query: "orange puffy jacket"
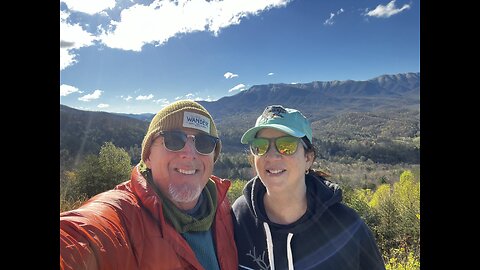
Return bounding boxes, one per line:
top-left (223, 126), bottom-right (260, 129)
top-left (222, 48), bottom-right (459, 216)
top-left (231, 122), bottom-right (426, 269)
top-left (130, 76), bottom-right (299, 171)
top-left (60, 165), bottom-right (238, 270)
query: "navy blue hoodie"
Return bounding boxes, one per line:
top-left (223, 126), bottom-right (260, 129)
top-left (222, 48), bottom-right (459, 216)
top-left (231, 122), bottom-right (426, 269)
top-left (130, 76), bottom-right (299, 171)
top-left (232, 172), bottom-right (386, 270)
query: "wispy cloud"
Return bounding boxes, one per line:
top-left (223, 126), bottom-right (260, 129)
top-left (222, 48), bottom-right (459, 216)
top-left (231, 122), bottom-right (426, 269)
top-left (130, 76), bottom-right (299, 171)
top-left (97, 103), bottom-right (110, 108)
top-left (177, 93), bottom-right (196, 100)
top-left (61, 0), bottom-right (291, 61)
top-left (61, 0), bottom-right (116, 15)
top-left (228, 83), bottom-right (247, 92)
top-left (200, 96), bottom-right (216, 102)
top-left (224, 72), bottom-right (238, 79)
top-left (267, 72), bottom-right (274, 76)
top-left (60, 84), bottom-right (80, 96)
top-left (324, 8), bottom-right (344, 25)
top-left (136, 94), bottom-right (154, 100)
top-left (173, 93), bottom-right (216, 102)
top-left (121, 95), bottom-right (133, 101)
top-left (60, 10), bottom-right (98, 70)
top-left (174, 93), bottom-right (194, 100)
top-left (364, 0), bottom-right (410, 18)
top-left (78, 90), bottom-right (103, 101)
top-left (153, 98), bottom-right (170, 105)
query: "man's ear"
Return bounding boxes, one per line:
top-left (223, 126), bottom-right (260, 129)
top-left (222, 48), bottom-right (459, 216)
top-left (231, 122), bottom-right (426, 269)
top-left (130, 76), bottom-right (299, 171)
top-left (144, 156), bottom-right (151, 169)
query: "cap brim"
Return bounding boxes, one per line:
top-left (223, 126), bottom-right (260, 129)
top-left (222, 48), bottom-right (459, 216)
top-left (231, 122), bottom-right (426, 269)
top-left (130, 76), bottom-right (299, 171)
top-left (240, 124), bottom-right (306, 144)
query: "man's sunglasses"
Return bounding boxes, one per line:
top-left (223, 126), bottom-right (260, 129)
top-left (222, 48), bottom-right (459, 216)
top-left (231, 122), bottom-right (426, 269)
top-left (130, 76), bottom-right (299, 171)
top-left (157, 130), bottom-right (219, 155)
top-left (249, 136), bottom-right (307, 156)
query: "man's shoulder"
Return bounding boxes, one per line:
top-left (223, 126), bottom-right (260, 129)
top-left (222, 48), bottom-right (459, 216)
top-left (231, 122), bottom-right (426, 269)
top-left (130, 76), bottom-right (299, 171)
top-left (88, 186), bottom-right (140, 210)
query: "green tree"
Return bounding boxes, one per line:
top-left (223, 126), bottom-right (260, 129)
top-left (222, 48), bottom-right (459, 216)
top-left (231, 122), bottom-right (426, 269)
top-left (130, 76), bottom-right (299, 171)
top-left (344, 188), bottom-right (379, 227)
top-left (98, 142), bottom-right (133, 185)
top-left (68, 142), bottom-right (132, 199)
top-left (227, 179), bottom-right (247, 203)
top-left (368, 170), bottom-right (420, 268)
top-left (391, 170), bottom-right (420, 254)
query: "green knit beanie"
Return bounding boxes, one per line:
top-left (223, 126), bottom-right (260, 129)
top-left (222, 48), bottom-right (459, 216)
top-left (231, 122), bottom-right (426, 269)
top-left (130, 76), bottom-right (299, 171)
top-left (141, 100), bottom-right (221, 162)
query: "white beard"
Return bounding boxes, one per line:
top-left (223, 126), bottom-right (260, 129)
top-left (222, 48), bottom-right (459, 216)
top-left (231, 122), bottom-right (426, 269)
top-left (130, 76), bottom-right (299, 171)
top-left (168, 182), bottom-right (203, 203)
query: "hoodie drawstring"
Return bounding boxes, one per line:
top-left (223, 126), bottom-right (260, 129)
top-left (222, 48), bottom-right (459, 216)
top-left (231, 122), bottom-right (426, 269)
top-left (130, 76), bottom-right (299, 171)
top-left (287, 233), bottom-right (294, 270)
top-left (263, 222), bottom-right (275, 270)
top-left (263, 222), bottom-right (295, 270)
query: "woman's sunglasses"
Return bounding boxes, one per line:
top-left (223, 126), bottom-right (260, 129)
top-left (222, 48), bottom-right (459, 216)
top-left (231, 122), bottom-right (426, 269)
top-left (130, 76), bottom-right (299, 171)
top-left (249, 136), bottom-right (307, 156)
top-left (157, 130), bottom-right (219, 155)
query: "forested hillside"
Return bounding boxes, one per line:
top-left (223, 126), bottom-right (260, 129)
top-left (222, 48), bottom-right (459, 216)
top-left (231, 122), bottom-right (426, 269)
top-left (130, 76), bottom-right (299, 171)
top-left (60, 105), bottom-right (148, 169)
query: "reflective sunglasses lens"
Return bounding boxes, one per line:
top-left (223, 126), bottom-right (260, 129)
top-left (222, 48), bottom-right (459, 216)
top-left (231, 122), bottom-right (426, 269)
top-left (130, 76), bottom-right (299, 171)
top-left (250, 138), bottom-right (270, 156)
top-left (275, 137), bottom-right (299, 155)
top-left (195, 134), bottom-right (217, 154)
top-left (163, 132), bottom-right (187, 151)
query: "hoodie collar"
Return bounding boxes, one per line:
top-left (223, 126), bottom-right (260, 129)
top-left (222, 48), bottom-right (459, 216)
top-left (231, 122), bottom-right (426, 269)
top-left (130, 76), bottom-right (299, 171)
top-left (243, 173), bottom-right (342, 233)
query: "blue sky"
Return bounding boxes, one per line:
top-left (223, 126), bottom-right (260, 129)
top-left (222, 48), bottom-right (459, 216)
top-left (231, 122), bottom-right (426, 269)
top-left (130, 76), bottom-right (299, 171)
top-left (60, 0), bottom-right (419, 114)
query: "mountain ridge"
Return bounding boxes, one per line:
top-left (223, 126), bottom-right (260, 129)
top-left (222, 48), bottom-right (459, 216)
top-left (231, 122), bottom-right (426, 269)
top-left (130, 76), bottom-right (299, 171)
top-left (60, 71), bottom-right (419, 164)
top-left (198, 72), bottom-right (419, 126)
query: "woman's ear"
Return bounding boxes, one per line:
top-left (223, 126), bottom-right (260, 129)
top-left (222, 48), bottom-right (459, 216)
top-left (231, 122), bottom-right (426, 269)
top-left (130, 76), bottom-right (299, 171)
top-left (305, 151), bottom-right (314, 169)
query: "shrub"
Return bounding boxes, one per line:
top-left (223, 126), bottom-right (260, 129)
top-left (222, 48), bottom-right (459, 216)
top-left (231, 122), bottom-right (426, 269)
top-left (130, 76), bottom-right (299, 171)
top-left (63, 142), bottom-right (132, 202)
top-left (345, 170), bottom-right (420, 268)
top-left (227, 179), bottom-right (247, 203)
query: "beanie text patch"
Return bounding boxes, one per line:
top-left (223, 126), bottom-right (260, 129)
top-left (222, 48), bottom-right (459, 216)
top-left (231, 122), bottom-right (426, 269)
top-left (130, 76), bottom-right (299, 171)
top-left (183, 111), bottom-right (210, 134)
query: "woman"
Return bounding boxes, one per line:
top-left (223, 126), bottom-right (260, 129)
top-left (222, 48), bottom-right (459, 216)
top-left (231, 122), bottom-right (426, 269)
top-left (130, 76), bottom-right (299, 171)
top-left (232, 105), bottom-right (385, 270)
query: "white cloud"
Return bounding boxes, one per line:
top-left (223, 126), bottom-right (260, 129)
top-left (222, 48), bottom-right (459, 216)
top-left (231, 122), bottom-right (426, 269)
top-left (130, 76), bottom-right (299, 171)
top-left (185, 93), bottom-right (196, 99)
top-left (99, 0), bottom-right (291, 51)
top-left (173, 92), bottom-right (218, 102)
top-left (153, 98), bottom-right (170, 105)
top-left (121, 95), bottom-right (133, 101)
top-left (324, 8), bottom-right (344, 26)
top-left (60, 0), bottom-right (291, 70)
top-left (267, 72), bottom-right (274, 76)
top-left (136, 94), bottom-right (154, 100)
top-left (200, 96), bottom-right (216, 102)
top-left (224, 72), bottom-right (238, 79)
top-left (60, 84), bottom-right (79, 96)
top-left (365, 0), bottom-right (410, 18)
top-left (324, 13), bottom-right (335, 25)
top-left (97, 103), bottom-right (110, 108)
top-left (60, 10), bottom-right (98, 70)
top-left (60, 48), bottom-right (77, 70)
top-left (228, 83), bottom-right (246, 92)
top-left (61, 0), bottom-right (116, 15)
top-left (79, 90), bottom-right (103, 101)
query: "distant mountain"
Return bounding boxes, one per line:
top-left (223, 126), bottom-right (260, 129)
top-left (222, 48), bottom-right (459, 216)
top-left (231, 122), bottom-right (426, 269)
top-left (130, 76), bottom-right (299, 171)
top-left (193, 72), bottom-right (420, 150)
top-left (60, 104), bottom-right (149, 162)
top-left (60, 72), bottom-right (419, 163)
top-left (113, 112), bottom-right (154, 122)
top-left (114, 72), bottom-right (419, 126)
top-left (198, 72), bottom-right (419, 124)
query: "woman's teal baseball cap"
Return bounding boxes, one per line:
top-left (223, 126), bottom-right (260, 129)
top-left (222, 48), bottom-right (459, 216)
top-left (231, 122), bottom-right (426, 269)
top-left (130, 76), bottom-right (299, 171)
top-left (241, 105), bottom-right (313, 144)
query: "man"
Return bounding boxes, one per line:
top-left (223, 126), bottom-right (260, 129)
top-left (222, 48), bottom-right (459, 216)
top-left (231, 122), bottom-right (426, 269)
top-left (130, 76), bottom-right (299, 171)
top-left (60, 100), bottom-right (238, 270)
